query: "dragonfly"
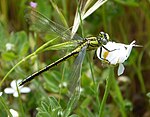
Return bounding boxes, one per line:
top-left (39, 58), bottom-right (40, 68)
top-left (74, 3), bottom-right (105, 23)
top-left (19, 8), bottom-right (110, 89)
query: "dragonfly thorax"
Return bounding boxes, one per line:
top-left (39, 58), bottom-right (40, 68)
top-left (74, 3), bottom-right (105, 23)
top-left (97, 32), bottom-right (110, 45)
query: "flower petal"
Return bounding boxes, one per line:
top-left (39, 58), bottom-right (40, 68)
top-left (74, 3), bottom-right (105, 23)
top-left (0, 92), bottom-right (3, 96)
top-left (20, 87), bottom-right (31, 93)
top-left (6, 43), bottom-right (14, 51)
top-left (10, 80), bottom-right (17, 89)
top-left (17, 80), bottom-right (22, 85)
top-left (4, 88), bottom-right (15, 94)
top-left (13, 92), bottom-right (19, 97)
top-left (10, 80), bottom-right (23, 90)
top-left (9, 109), bottom-right (19, 117)
top-left (118, 63), bottom-right (125, 76)
top-left (30, 1), bottom-right (37, 8)
top-left (124, 41), bottom-right (135, 60)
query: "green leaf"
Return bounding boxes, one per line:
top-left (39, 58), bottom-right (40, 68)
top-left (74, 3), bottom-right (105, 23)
top-left (43, 71), bottom-right (61, 93)
top-left (37, 97), bottom-right (63, 117)
top-left (69, 114), bottom-right (79, 117)
top-left (114, 0), bottom-right (139, 7)
top-left (1, 52), bottom-right (17, 61)
top-left (0, 96), bottom-right (13, 117)
top-left (78, 108), bottom-right (95, 117)
top-left (11, 31), bottom-right (29, 56)
top-left (80, 96), bottom-right (91, 108)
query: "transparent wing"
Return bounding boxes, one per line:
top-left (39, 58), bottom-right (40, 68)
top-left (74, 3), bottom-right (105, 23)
top-left (64, 46), bottom-right (86, 115)
top-left (25, 8), bottom-right (83, 40)
top-left (68, 46), bottom-right (87, 93)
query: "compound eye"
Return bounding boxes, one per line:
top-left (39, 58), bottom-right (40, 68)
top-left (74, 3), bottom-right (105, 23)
top-left (101, 38), bottom-right (108, 45)
top-left (99, 32), bottom-right (110, 44)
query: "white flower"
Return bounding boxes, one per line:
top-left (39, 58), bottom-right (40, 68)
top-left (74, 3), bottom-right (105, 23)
top-left (6, 43), bottom-right (14, 51)
top-left (57, 110), bottom-right (63, 116)
top-left (75, 86), bottom-right (84, 93)
top-left (9, 109), bottom-right (19, 117)
top-left (0, 92), bottom-right (3, 96)
top-left (4, 80), bottom-right (31, 97)
top-left (59, 82), bottom-right (67, 88)
top-left (97, 40), bottom-right (141, 76)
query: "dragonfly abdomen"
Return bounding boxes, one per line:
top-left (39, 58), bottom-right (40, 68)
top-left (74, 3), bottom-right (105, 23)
top-left (19, 47), bottom-right (81, 86)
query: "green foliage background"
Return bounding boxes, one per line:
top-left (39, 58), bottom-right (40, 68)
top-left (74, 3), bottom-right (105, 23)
top-left (0, 0), bottom-right (150, 117)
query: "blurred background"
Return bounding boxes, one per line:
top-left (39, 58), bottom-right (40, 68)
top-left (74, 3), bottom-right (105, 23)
top-left (0, 0), bottom-right (150, 117)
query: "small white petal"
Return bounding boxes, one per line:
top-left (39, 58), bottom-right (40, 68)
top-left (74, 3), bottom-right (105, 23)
top-left (0, 92), bottom-right (3, 96)
top-left (59, 82), bottom-right (68, 88)
top-left (58, 110), bottom-right (63, 116)
top-left (17, 80), bottom-right (22, 84)
top-left (4, 88), bottom-right (15, 94)
top-left (9, 109), bottom-right (19, 117)
top-left (130, 40), bottom-right (136, 45)
top-left (20, 87), bottom-right (31, 93)
top-left (118, 63), bottom-right (125, 76)
top-left (80, 87), bottom-right (84, 93)
top-left (10, 80), bottom-right (17, 89)
top-left (6, 43), bottom-right (14, 51)
top-left (62, 82), bottom-right (67, 87)
top-left (124, 41), bottom-right (135, 59)
top-left (10, 80), bottom-right (23, 90)
top-left (13, 92), bottom-right (19, 97)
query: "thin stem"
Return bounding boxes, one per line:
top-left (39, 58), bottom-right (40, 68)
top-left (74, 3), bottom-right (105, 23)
top-left (87, 54), bottom-right (100, 109)
top-left (0, 96), bottom-right (12, 117)
top-left (16, 82), bottom-right (25, 117)
top-left (99, 67), bottom-right (113, 117)
top-left (111, 73), bottom-right (127, 117)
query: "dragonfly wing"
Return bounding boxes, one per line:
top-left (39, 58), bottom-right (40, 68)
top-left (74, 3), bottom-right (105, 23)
top-left (64, 46), bottom-right (86, 114)
top-left (25, 8), bottom-right (83, 40)
top-left (68, 46), bottom-right (87, 93)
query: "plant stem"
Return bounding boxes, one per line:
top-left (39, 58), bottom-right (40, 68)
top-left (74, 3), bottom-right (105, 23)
top-left (87, 54), bottom-right (100, 109)
top-left (99, 67), bottom-right (113, 117)
top-left (111, 74), bottom-right (127, 117)
top-left (0, 96), bottom-right (12, 117)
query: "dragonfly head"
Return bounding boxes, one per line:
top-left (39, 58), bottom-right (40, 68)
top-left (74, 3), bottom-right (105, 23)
top-left (97, 32), bottom-right (110, 45)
